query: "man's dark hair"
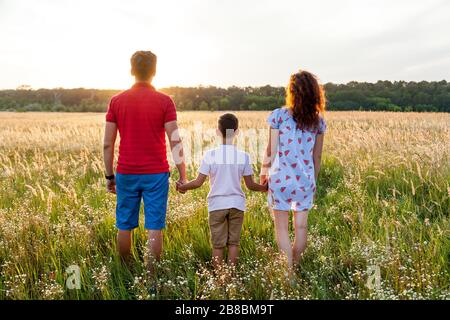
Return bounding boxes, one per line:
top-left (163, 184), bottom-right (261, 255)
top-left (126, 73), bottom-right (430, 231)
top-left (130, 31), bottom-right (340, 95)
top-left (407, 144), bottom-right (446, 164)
top-left (131, 51), bottom-right (157, 81)
top-left (218, 113), bottom-right (239, 138)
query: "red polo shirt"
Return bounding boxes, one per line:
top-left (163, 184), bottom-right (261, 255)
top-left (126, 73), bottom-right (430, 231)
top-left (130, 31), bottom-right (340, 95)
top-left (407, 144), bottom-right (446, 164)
top-left (105, 82), bottom-right (177, 174)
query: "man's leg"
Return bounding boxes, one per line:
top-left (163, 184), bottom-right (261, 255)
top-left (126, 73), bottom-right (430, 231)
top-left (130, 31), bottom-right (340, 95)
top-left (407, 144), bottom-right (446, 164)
top-left (142, 173), bottom-right (170, 276)
top-left (117, 230), bottom-right (132, 263)
top-left (115, 173), bottom-right (141, 265)
top-left (146, 229), bottom-right (163, 275)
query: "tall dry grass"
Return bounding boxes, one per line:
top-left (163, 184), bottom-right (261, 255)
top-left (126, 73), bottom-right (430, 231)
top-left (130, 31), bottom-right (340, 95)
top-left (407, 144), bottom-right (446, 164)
top-left (0, 111), bottom-right (448, 299)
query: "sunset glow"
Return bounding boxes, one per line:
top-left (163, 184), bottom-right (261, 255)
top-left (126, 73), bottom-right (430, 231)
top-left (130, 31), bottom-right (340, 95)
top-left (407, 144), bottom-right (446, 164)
top-left (0, 0), bottom-right (449, 89)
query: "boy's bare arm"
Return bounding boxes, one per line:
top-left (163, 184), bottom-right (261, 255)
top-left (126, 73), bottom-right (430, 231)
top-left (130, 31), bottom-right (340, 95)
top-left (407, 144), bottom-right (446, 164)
top-left (243, 175), bottom-right (268, 192)
top-left (178, 173), bottom-right (208, 192)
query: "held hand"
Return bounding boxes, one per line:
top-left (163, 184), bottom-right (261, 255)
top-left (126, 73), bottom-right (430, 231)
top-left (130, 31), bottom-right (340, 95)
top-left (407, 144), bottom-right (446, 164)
top-left (176, 179), bottom-right (187, 194)
top-left (260, 174), bottom-right (268, 186)
top-left (106, 178), bottom-right (116, 194)
top-left (262, 180), bottom-right (269, 192)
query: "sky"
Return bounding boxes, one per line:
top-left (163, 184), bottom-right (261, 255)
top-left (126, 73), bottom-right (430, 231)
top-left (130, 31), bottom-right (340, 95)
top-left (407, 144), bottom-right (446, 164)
top-left (0, 0), bottom-right (449, 89)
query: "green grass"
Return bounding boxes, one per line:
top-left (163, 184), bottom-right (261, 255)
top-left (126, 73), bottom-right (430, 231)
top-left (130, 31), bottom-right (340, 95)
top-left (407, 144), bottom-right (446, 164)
top-left (0, 148), bottom-right (448, 300)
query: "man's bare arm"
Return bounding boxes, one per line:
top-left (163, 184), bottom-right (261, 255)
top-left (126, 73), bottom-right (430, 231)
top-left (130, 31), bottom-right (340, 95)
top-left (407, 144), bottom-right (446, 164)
top-left (103, 121), bottom-right (118, 193)
top-left (103, 122), bottom-right (117, 175)
top-left (165, 120), bottom-right (187, 182)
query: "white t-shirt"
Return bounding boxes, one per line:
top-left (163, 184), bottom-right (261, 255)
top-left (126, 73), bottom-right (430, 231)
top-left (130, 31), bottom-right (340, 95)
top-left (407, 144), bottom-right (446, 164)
top-left (199, 144), bottom-right (253, 212)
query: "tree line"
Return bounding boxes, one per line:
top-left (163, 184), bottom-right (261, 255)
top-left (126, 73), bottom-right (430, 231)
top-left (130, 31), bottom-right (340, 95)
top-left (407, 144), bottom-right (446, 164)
top-left (0, 80), bottom-right (448, 113)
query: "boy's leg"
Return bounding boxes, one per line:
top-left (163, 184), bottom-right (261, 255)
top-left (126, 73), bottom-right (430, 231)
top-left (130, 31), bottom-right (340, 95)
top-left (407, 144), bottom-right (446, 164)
top-left (142, 173), bottom-right (169, 275)
top-left (293, 210), bottom-right (309, 266)
top-left (273, 210), bottom-right (293, 269)
top-left (212, 248), bottom-right (224, 269)
top-left (227, 209), bottom-right (244, 265)
top-left (209, 210), bottom-right (228, 268)
top-left (227, 245), bottom-right (239, 265)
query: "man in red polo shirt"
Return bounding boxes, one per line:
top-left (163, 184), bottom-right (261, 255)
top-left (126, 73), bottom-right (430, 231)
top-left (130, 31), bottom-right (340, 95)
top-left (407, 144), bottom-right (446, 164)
top-left (103, 51), bottom-right (186, 274)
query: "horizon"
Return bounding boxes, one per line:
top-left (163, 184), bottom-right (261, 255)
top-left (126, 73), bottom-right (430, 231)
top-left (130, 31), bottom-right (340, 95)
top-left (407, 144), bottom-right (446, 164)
top-left (1, 0), bottom-right (450, 90)
top-left (2, 78), bottom-right (449, 92)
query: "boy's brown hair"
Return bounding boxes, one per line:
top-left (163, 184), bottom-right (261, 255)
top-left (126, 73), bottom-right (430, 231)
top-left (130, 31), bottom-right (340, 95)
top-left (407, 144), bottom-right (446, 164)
top-left (131, 51), bottom-right (157, 81)
top-left (218, 113), bottom-right (239, 138)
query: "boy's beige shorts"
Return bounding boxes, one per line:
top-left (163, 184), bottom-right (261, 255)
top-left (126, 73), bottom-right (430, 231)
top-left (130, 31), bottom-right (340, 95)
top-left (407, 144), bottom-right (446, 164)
top-left (208, 208), bottom-right (244, 249)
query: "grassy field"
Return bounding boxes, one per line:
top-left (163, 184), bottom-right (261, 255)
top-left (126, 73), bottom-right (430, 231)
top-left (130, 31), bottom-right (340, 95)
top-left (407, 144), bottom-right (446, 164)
top-left (0, 111), bottom-right (448, 300)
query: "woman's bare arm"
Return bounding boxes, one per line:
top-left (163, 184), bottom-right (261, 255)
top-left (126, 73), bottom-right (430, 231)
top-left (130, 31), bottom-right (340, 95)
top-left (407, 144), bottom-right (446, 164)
top-left (260, 127), bottom-right (279, 184)
top-left (313, 133), bottom-right (325, 182)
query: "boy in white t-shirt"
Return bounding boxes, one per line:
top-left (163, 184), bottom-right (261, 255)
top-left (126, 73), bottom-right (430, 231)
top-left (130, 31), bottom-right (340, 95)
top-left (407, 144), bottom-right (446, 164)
top-left (177, 113), bottom-right (267, 267)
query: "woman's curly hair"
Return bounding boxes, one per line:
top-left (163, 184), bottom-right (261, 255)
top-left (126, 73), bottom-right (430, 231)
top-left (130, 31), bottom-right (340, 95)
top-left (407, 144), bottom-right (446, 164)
top-left (286, 70), bottom-right (326, 130)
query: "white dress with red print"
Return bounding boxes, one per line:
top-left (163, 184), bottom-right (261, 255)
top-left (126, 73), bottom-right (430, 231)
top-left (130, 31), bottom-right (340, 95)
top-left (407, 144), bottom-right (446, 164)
top-left (267, 107), bottom-right (326, 212)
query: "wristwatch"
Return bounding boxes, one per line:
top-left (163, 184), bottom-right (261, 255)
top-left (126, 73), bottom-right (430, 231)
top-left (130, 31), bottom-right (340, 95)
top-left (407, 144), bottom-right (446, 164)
top-left (105, 174), bottom-right (115, 180)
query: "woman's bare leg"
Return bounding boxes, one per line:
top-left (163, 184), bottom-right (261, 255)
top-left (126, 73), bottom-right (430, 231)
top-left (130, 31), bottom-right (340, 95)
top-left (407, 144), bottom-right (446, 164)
top-left (293, 210), bottom-right (309, 266)
top-left (273, 210), bottom-right (293, 269)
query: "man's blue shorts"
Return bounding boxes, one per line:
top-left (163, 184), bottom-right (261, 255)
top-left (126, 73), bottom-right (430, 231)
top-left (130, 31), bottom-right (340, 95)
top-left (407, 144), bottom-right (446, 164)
top-left (115, 172), bottom-right (169, 231)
